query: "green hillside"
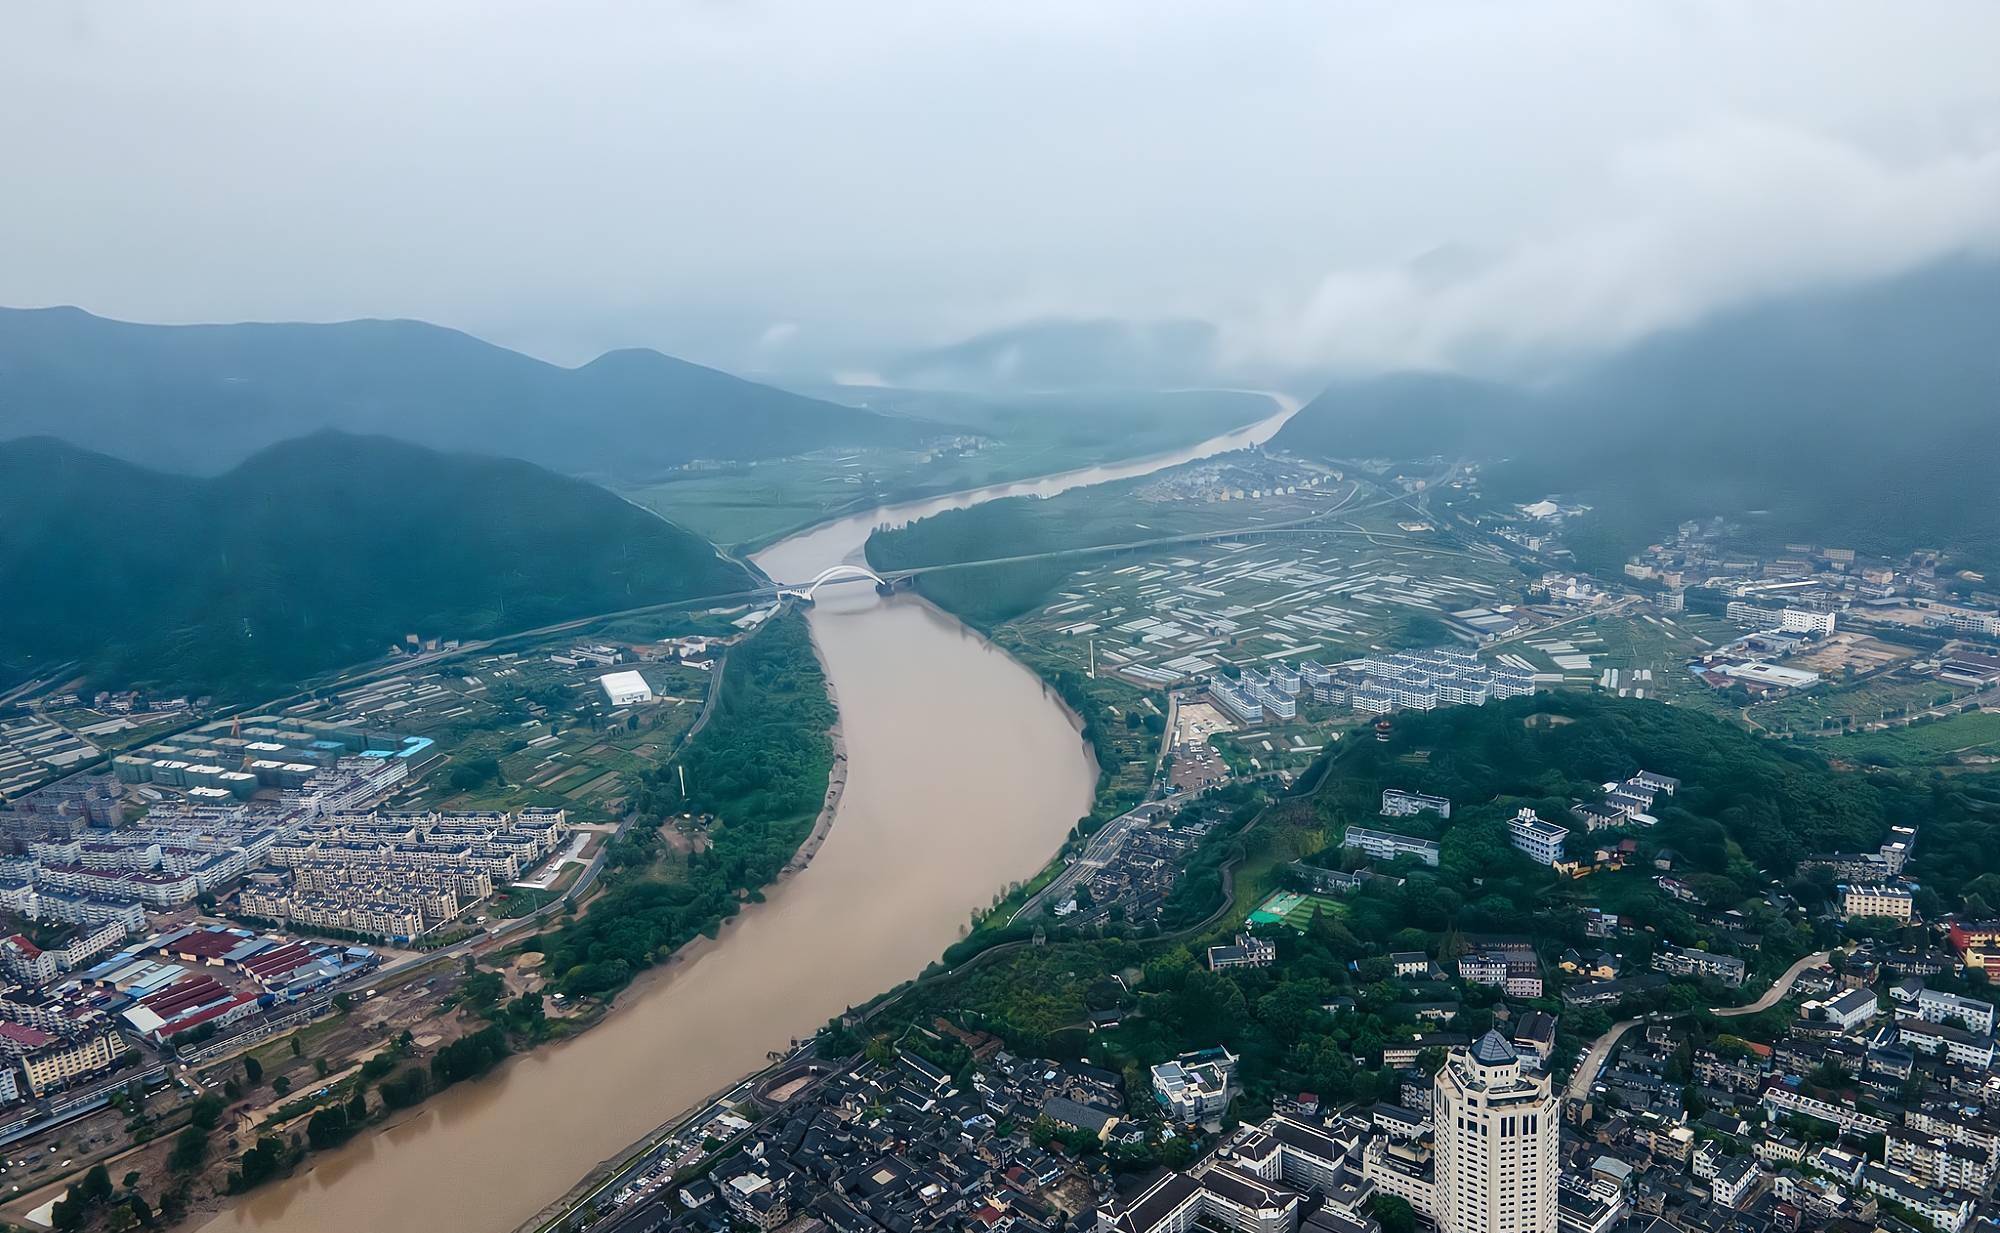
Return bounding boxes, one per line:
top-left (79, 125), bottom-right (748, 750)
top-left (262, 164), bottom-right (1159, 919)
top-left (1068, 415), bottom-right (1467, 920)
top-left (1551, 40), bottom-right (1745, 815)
top-left (0, 307), bottom-right (933, 478)
top-left (1273, 259), bottom-right (2000, 569)
top-left (0, 433), bottom-right (749, 697)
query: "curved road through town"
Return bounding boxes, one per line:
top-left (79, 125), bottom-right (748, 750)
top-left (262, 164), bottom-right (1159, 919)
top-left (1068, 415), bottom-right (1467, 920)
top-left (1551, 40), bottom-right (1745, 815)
top-left (1565, 950), bottom-right (1831, 1102)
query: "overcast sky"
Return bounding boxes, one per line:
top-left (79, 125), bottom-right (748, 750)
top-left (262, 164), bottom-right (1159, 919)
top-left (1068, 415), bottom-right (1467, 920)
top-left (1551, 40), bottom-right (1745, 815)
top-left (5, 1), bottom-right (1999, 381)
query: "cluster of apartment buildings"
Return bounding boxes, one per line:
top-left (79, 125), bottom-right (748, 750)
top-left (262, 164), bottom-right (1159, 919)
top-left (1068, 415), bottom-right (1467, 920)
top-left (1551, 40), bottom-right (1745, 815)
top-left (1059, 805), bottom-right (1225, 929)
top-left (1570, 958), bottom-right (2000, 1233)
top-left (1569, 771), bottom-right (1680, 832)
top-left (593, 1044), bottom-right (1116, 1233)
top-left (1341, 647), bottom-right (1537, 716)
top-left (1337, 793), bottom-right (1569, 874)
top-left (112, 716), bottom-right (422, 811)
top-left (1205, 647), bottom-right (1536, 727)
top-left (247, 807), bottom-right (568, 941)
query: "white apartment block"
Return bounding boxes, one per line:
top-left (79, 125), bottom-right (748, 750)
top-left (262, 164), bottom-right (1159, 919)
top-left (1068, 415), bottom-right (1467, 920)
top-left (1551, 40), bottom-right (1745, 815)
top-left (1845, 883), bottom-right (1914, 920)
top-left (1507, 809), bottom-right (1567, 866)
top-left (1911, 987), bottom-right (1997, 1036)
top-left (1342, 827), bottom-right (1440, 868)
top-left (1761, 1081), bottom-right (1894, 1136)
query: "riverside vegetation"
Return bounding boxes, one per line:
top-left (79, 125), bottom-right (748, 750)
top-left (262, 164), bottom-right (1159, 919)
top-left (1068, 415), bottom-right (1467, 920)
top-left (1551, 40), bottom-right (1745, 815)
top-left (530, 610), bottom-right (837, 1000)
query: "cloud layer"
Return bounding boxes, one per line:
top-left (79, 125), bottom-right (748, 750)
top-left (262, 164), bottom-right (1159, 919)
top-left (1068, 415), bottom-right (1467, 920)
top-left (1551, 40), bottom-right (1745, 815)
top-left (3, 2), bottom-right (1998, 380)
top-left (1249, 120), bottom-right (2000, 377)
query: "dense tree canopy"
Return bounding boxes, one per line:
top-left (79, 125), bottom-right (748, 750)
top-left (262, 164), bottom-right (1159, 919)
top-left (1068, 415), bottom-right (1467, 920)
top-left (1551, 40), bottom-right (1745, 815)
top-left (534, 611), bottom-right (834, 999)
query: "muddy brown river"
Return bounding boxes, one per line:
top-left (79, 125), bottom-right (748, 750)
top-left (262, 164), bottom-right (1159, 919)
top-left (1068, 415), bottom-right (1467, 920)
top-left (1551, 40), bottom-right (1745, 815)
top-left (196, 396), bottom-right (1294, 1233)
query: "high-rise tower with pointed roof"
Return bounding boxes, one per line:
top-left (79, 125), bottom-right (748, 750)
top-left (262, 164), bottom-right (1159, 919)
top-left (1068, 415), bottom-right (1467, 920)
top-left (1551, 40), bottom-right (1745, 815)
top-left (1433, 1030), bottom-right (1559, 1233)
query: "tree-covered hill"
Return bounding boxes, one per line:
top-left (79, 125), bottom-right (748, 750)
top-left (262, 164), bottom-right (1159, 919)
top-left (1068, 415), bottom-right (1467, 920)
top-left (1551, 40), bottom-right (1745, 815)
top-left (1273, 258), bottom-right (2000, 569)
top-left (0, 306), bottom-right (934, 478)
top-left (1320, 692), bottom-right (1885, 883)
top-left (0, 433), bottom-right (749, 697)
top-left (883, 694), bottom-right (1916, 1100)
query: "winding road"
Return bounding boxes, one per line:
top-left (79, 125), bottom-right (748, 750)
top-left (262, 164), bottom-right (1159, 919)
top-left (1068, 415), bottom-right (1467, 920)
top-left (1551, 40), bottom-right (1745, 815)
top-left (1564, 949), bottom-right (1831, 1102)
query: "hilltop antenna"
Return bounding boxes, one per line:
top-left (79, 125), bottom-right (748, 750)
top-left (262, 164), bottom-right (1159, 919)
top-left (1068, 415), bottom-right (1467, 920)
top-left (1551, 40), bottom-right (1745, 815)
top-left (1089, 638), bottom-right (1096, 679)
top-left (678, 764), bottom-right (687, 798)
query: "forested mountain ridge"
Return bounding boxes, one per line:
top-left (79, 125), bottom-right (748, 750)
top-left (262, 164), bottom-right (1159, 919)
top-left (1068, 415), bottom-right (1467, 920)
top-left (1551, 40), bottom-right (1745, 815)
top-left (0, 306), bottom-right (934, 477)
top-left (0, 432), bottom-right (749, 697)
top-left (1274, 259), bottom-right (2000, 569)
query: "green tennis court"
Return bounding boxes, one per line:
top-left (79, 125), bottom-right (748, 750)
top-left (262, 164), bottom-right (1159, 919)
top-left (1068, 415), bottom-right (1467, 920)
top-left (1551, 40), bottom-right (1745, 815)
top-left (1249, 889), bottom-right (1344, 929)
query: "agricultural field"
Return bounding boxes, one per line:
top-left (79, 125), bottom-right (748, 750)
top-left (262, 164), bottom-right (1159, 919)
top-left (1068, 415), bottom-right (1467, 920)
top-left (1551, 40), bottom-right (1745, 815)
top-left (280, 630), bottom-right (723, 822)
top-left (1496, 609), bottom-right (1741, 713)
top-left (1801, 705), bottom-right (2000, 767)
top-left (1002, 520), bottom-right (1524, 694)
top-left (867, 455), bottom-right (1397, 627)
top-left (1746, 671), bottom-right (1972, 738)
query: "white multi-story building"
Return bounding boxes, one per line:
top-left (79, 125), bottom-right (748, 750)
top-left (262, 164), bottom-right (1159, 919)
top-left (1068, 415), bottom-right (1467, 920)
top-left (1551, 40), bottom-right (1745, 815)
top-left (1895, 1019), bottom-right (1996, 1069)
top-left (1434, 1031), bottom-right (1559, 1233)
top-left (1780, 608), bottom-right (1837, 636)
top-left (1858, 1164), bottom-right (1974, 1233)
top-left (1912, 987), bottom-right (1997, 1036)
top-left (1812, 986), bottom-right (1879, 1031)
top-left (1209, 680), bottom-right (1264, 725)
top-left (1153, 1048), bottom-right (1238, 1123)
top-left (1887, 1128), bottom-right (1997, 1196)
top-left (1507, 809), bottom-right (1567, 866)
top-left (1725, 601), bottom-right (1784, 629)
top-left (1845, 884), bottom-right (1914, 920)
top-left (1343, 827), bottom-right (1440, 868)
top-left (1761, 1080), bottom-right (1894, 1136)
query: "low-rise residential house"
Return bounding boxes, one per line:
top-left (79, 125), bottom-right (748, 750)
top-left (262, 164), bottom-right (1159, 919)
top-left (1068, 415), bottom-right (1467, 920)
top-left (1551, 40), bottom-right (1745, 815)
top-left (1153, 1048), bottom-right (1237, 1122)
top-left (1808, 987), bottom-right (1879, 1031)
top-left (1207, 934), bottom-right (1276, 972)
top-left (1709, 1154), bottom-right (1758, 1208)
top-left (1512, 1011), bottom-right (1557, 1066)
top-left (1652, 946), bottom-right (1746, 988)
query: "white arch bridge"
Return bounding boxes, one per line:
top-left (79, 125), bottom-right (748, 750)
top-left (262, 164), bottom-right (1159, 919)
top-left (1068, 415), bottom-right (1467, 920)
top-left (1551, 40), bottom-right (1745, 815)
top-left (777, 564), bottom-right (894, 601)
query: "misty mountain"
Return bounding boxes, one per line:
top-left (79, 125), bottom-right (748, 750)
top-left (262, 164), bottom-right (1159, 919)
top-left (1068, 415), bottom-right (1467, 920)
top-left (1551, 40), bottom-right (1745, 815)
top-left (1275, 258), bottom-right (2000, 569)
top-left (0, 433), bottom-right (749, 697)
top-left (884, 318), bottom-right (1225, 391)
top-left (0, 307), bottom-right (934, 477)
